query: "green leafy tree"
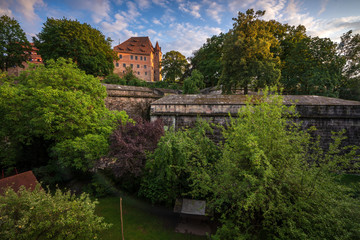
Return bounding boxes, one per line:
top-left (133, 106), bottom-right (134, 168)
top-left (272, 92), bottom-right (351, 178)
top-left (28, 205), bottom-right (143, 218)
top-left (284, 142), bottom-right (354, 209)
top-left (161, 50), bottom-right (189, 83)
top-left (0, 58), bottom-right (129, 173)
top-left (281, 36), bottom-right (343, 97)
top-left (338, 30), bottom-right (360, 101)
top-left (0, 15), bottom-right (30, 72)
top-left (0, 185), bottom-right (110, 240)
top-left (183, 70), bottom-right (205, 94)
top-left (207, 90), bottom-right (360, 239)
top-left (190, 33), bottom-right (225, 87)
top-left (34, 17), bottom-right (117, 76)
top-left (139, 120), bottom-right (220, 205)
top-left (219, 9), bottom-right (281, 94)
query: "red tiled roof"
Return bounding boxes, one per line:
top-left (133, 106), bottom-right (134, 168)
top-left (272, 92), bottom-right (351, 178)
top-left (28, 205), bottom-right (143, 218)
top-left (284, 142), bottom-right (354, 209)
top-left (0, 171), bottom-right (39, 195)
top-left (114, 37), bottom-right (156, 55)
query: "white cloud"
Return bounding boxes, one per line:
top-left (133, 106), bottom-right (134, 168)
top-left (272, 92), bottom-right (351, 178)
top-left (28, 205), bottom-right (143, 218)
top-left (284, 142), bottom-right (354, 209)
top-left (228, 0), bottom-right (256, 11)
top-left (147, 29), bottom-right (157, 35)
top-left (203, 0), bottom-right (224, 24)
top-left (153, 18), bottom-right (162, 25)
top-left (0, 0), bottom-right (13, 17)
top-left (64, 0), bottom-right (111, 23)
top-left (178, 1), bottom-right (201, 18)
top-left (101, 13), bottom-right (128, 32)
top-left (122, 1), bottom-right (140, 20)
top-left (135, 0), bottom-right (151, 9)
top-left (318, 0), bottom-right (329, 15)
top-left (15, 0), bottom-right (44, 21)
top-left (163, 22), bottom-right (222, 57)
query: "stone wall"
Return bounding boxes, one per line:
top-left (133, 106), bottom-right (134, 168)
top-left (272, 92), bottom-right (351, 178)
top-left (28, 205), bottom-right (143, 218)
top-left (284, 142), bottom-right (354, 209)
top-left (104, 84), bottom-right (162, 119)
top-left (150, 94), bottom-right (360, 147)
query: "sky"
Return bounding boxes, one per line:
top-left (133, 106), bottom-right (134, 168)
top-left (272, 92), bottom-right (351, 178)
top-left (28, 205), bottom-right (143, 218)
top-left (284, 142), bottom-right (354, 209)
top-left (1, 0), bottom-right (360, 58)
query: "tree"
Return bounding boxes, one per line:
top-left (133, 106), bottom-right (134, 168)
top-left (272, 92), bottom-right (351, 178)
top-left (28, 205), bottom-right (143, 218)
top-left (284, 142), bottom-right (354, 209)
top-left (34, 17), bottom-right (117, 77)
top-left (183, 69), bottom-right (205, 94)
top-left (219, 9), bottom-right (281, 94)
top-left (0, 58), bottom-right (129, 173)
top-left (139, 120), bottom-right (220, 205)
top-left (0, 185), bottom-right (110, 240)
top-left (205, 90), bottom-right (360, 239)
top-left (96, 118), bottom-right (164, 192)
top-left (190, 33), bottom-right (225, 87)
top-left (0, 15), bottom-right (30, 72)
top-left (281, 36), bottom-right (343, 97)
top-left (338, 30), bottom-right (360, 101)
top-left (161, 50), bottom-right (189, 83)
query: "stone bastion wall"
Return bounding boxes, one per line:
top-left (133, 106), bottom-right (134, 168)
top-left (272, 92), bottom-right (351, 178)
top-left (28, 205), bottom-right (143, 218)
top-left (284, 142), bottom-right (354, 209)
top-left (150, 94), bottom-right (360, 148)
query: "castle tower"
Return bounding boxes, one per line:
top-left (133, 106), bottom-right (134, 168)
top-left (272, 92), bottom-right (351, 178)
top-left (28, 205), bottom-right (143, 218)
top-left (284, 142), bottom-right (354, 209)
top-left (154, 41), bottom-right (162, 82)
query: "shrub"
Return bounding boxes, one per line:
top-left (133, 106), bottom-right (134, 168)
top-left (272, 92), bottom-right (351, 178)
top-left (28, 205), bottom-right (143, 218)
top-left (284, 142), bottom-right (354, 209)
top-left (0, 185), bottom-right (110, 240)
top-left (139, 119), bottom-right (220, 205)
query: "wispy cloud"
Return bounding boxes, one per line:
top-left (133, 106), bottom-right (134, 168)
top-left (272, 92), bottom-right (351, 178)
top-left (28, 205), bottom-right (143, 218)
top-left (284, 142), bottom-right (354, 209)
top-left (204, 0), bottom-right (224, 24)
top-left (178, 1), bottom-right (201, 18)
top-left (135, 0), bottom-right (151, 10)
top-left (153, 18), bottom-right (162, 25)
top-left (318, 0), bottom-right (329, 15)
top-left (15, 0), bottom-right (45, 21)
top-left (164, 22), bottom-right (222, 57)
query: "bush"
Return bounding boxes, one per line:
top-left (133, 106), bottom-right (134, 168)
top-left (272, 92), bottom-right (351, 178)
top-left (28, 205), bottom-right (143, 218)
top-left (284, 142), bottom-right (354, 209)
top-left (0, 185), bottom-right (111, 240)
top-left (103, 73), bottom-right (126, 85)
top-left (97, 118), bottom-right (164, 191)
top-left (139, 119), bottom-right (220, 205)
top-left (208, 89), bottom-right (360, 239)
top-left (183, 70), bottom-right (205, 94)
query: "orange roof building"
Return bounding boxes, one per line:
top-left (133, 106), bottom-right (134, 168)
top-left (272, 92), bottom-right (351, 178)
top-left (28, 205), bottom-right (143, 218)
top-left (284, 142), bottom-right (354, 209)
top-left (113, 37), bottom-right (162, 82)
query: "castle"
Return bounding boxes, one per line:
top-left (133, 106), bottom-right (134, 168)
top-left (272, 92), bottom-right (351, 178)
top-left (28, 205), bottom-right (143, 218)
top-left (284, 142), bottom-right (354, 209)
top-left (113, 37), bottom-right (162, 82)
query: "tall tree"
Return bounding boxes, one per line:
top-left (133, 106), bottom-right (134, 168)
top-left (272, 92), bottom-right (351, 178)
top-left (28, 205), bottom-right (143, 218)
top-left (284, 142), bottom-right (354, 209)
top-left (161, 50), bottom-right (189, 83)
top-left (0, 58), bottom-right (128, 173)
top-left (0, 15), bottom-right (30, 72)
top-left (219, 9), bottom-right (281, 94)
top-left (34, 17), bottom-right (117, 76)
top-left (190, 33), bottom-right (225, 87)
top-left (281, 36), bottom-right (343, 97)
top-left (338, 30), bottom-right (360, 101)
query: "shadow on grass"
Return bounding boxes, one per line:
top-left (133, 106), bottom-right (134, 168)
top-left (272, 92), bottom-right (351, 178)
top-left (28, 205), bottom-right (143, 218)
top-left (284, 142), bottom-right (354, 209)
top-left (96, 196), bottom-right (208, 240)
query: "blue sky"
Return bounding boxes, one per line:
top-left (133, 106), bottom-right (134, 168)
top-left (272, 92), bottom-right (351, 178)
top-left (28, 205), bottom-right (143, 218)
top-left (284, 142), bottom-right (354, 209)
top-left (1, 0), bottom-right (360, 57)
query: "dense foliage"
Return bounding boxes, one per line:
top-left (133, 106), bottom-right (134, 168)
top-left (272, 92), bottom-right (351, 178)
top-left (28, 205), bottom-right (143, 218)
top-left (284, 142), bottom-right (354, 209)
top-left (161, 50), bottom-right (189, 83)
top-left (103, 67), bottom-right (148, 87)
top-left (139, 120), bottom-right (220, 205)
top-left (190, 33), bottom-right (225, 87)
top-left (0, 15), bottom-right (30, 72)
top-left (338, 30), bottom-right (360, 101)
top-left (206, 90), bottom-right (360, 239)
top-left (0, 58), bottom-right (129, 174)
top-left (183, 69), bottom-right (205, 94)
top-left (100, 118), bottom-right (164, 178)
top-left (0, 185), bottom-right (110, 240)
top-left (34, 17), bottom-right (117, 76)
top-left (219, 10), bottom-right (281, 94)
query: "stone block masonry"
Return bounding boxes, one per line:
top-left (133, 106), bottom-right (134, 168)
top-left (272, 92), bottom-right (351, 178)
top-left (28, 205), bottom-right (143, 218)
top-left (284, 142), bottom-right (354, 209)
top-left (150, 94), bottom-right (360, 148)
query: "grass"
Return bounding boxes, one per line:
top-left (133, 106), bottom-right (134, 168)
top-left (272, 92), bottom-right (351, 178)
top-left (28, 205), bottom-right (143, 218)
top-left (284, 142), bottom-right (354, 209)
top-left (96, 196), bottom-right (207, 240)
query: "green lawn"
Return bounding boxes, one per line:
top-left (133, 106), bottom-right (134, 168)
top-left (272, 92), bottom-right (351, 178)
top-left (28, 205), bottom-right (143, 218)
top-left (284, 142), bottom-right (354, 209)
top-left (96, 196), bottom-right (207, 240)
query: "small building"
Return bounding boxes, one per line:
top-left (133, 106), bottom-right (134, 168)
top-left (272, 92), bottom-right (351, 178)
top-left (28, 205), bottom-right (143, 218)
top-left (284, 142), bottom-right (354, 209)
top-left (113, 37), bottom-right (162, 82)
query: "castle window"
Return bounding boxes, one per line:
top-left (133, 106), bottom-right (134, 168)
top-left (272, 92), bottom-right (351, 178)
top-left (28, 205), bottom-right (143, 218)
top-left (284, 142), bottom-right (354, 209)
top-left (123, 63), bottom-right (126, 67)
top-left (119, 54), bottom-right (122, 59)
top-left (135, 56), bottom-right (138, 60)
top-left (144, 65), bottom-right (147, 69)
top-left (138, 72), bottom-right (140, 75)
top-left (130, 64), bottom-right (133, 68)
top-left (137, 64), bottom-right (140, 68)
top-left (116, 63), bottom-right (119, 67)
top-left (131, 55), bottom-right (133, 60)
top-left (145, 72), bottom-right (147, 76)
top-left (140, 56), bottom-right (143, 60)
top-left (144, 56), bottom-right (147, 61)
